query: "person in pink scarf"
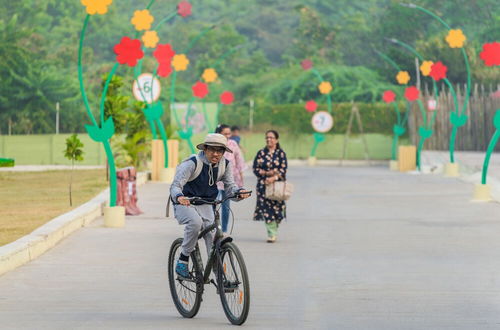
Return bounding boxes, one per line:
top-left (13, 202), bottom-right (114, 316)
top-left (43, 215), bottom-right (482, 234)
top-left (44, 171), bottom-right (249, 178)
top-left (216, 124), bottom-right (246, 232)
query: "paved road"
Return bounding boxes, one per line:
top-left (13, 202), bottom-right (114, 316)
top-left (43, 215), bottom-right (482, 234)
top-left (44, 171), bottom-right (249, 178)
top-left (1, 166), bottom-right (500, 329)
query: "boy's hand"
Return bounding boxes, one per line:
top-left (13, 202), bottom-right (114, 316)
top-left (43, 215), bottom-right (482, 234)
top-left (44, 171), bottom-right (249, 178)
top-left (177, 196), bottom-right (191, 206)
top-left (238, 190), bottom-right (251, 199)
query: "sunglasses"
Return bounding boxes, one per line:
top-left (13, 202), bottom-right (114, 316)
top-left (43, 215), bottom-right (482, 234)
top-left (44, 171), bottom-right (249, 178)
top-left (206, 146), bottom-right (226, 154)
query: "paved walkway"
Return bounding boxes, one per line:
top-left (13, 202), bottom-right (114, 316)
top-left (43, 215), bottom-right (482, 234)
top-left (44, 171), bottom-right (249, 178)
top-left (1, 166), bottom-right (500, 329)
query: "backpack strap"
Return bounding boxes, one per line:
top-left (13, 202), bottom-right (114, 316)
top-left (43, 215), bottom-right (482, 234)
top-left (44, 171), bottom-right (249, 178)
top-left (187, 155), bottom-right (203, 182)
top-left (216, 158), bottom-right (227, 182)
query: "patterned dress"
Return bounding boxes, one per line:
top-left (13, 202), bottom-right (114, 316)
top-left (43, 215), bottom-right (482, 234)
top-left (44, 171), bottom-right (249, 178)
top-left (252, 148), bottom-right (288, 223)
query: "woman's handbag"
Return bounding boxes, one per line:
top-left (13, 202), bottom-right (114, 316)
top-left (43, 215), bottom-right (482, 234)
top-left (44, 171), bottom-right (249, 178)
top-left (265, 180), bottom-right (294, 201)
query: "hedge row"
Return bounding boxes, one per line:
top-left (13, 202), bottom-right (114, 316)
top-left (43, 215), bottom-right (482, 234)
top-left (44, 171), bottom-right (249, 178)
top-left (219, 102), bottom-right (408, 135)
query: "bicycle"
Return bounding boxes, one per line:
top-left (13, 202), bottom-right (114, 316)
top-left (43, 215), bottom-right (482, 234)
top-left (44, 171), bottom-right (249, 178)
top-left (167, 191), bottom-right (252, 325)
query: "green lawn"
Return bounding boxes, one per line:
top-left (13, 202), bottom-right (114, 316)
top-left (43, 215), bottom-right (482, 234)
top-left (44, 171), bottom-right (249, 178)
top-left (0, 169), bottom-right (108, 246)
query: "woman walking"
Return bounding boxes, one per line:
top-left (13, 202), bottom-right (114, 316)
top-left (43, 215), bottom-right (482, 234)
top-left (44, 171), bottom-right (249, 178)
top-left (216, 124), bottom-right (246, 233)
top-left (253, 130), bottom-right (288, 243)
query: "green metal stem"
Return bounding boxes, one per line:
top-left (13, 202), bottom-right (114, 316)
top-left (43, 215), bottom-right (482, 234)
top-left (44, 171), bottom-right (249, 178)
top-left (392, 102), bottom-right (401, 124)
top-left (213, 45), bottom-right (243, 70)
top-left (391, 134), bottom-right (399, 160)
top-left (375, 49), bottom-right (402, 71)
top-left (310, 139), bottom-right (320, 157)
top-left (146, 0), bottom-right (155, 10)
top-left (443, 79), bottom-right (460, 113)
top-left (152, 11), bottom-right (177, 31)
top-left (103, 140), bottom-right (117, 207)
top-left (184, 26), bottom-right (214, 53)
top-left (449, 125), bottom-right (458, 163)
top-left (77, 15), bottom-right (97, 127)
top-left (100, 63), bottom-right (119, 126)
top-left (481, 130), bottom-right (500, 185)
top-left (416, 135), bottom-right (426, 171)
top-left (417, 99), bottom-right (427, 125)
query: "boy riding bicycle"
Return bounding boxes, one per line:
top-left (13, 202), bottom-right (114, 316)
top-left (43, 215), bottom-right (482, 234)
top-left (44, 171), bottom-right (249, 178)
top-left (170, 133), bottom-right (250, 278)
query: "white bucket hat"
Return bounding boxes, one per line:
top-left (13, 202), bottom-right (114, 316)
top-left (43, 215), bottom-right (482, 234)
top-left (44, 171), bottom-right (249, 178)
top-left (196, 133), bottom-right (233, 153)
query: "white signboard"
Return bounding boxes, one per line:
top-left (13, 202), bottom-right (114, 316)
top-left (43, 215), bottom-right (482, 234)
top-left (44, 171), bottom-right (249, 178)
top-left (133, 73), bottom-right (161, 104)
top-left (427, 99), bottom-right (437, 111)
top-left (311, 111), bottom-right (334, 133)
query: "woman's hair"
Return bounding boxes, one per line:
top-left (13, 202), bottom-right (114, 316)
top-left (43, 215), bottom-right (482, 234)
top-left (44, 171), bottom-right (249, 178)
top-left (215, 124), bottom-right (230, 134)
top-left (266, 129), bottom-right (281, 150)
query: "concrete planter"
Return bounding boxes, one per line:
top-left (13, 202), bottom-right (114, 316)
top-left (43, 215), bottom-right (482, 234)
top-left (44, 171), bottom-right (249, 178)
top-left (444, 163), bottom-right (459, 177)
top-left (308, 156), bottom-right (317, 166)
top-left (472, 184), bottom-right (491, 202)
top-left (389, 160), bottom-right (398, 171)
top-left (160, 167), bottom-right (175, 183)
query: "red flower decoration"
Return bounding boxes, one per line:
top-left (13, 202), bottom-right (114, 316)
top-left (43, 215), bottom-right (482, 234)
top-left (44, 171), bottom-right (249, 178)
top-left (480, 42), bottom-right (500, 66)
top-left (305, 100), bottom-right (317, 112)
top-left (157, 62), bottom-right (173, 78)
top-left (301, 59), bottom-right (313, 70)
top-left (429, 61), bottom-right (448, 81)
top-left (382, 90), bottom-right (396, 103)
top-left (153, 44), bottom-right (175, 64)
top-left (177, 1), bottom-right (192, 18)
top-left (192, 81), bottom-right (209, 99)
top-left (114, 36), bottom-right (144, 67)
top-left (220, 91), bottom-right (234, 105)
top-left (404, 86), bottom-right (420, 102)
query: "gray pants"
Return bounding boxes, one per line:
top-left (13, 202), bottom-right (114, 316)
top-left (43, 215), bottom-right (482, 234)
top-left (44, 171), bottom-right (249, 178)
top-left (173, 204), bottom-right (215, 257)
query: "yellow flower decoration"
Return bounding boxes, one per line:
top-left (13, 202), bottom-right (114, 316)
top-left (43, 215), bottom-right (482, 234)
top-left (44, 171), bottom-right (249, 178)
top-left (396, 71), bottom-right (410, 85)
top-left (420, 61), bottom-right (434, 77)
top-left (142, 30), bottom-right (159, 48)
top-left (81, 0), bottom-right (112, 15)
top-left (172, 54), bottom-right (190, 71)
top-left (202, 68), bottom-right (218, 83)
top-left (318, 81), bottom-right (332, 94)
top-left (131, 10), bottom-right (154, 31)
top-left (445, 29), bottom-right (466, 48)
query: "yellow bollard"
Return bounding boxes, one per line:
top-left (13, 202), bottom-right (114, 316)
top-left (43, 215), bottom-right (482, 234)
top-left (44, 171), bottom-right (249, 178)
top-left (308, 156), bottom-right (317, 166)
top-left (151, 139), bottom-right (164, 181)
top-left (398, 145), bottom-right (416, 172)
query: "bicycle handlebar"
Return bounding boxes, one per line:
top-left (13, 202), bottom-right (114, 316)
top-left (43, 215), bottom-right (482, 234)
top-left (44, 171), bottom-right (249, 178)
top-left (186, 190), bottom-right (252, 205)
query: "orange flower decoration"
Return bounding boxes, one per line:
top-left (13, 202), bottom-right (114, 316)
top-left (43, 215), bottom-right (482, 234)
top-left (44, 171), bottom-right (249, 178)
top-left (202, 68), bottom-right (218, 83)
top-left (420, 61), bottom-right (434, 76)
top-left (81, 0), bottom-right (112, 15)
top-left (172, 54), bottom-right (189, 71)
top-left (142, 30), bottom-right (159, 48)
top-left (396, 71), bottom-right (410, 85)
top-left (445, 29), bottom-right (466, 48)
top-left (318, 81), bottom-right (332, 94)
top-left (131, 9), bottom-right (154, 31)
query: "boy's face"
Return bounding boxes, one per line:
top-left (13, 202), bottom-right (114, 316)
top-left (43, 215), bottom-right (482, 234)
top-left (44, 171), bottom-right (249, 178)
top-left (232, 129), bottom-right (240, 137)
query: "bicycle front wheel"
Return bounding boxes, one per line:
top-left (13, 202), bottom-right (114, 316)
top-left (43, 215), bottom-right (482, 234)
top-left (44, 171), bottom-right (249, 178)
top-left (168, 238), bottom-right (202, 318)
top-left (217, 242), bottom-right (250, 325)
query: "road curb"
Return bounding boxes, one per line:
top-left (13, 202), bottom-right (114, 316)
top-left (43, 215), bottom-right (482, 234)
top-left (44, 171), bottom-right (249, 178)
top-left (0, 171), bottom-right (149, 277)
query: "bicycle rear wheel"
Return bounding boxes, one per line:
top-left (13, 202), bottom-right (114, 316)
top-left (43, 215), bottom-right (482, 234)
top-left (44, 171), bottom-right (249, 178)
top-left (168, 238), bottom-right (202, 318)
top-left (217, 242), bottom-right (250, 325)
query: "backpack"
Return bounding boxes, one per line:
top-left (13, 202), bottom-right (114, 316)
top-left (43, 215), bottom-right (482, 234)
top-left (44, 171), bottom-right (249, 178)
top-left (184, 154), bottom-right (226, 182)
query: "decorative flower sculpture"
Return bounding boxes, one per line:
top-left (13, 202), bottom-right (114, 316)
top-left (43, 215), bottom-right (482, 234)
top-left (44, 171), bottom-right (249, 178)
top-left (131, 9), bottom-right (154, 31)
top-left (220, 91), bottom-right (234, 105)
top-left (153, 43), bottom-right (175, 64)
top-left (480, 42), bottom-right (500, 66)
top-left (113, 36), bottom-right (144, 66)
top-left (396, 71), bottom-right (410, 85)
top-left (192, 81), bottom-right (209, 99)
top-left (81, 0), bottom-right (112, 15)
top-left (445, 29), bottom-right (466, 48)
top-left (157, 62), bottom-right (173, 78)
top-left (142, 30), bottom-right (159, 48)
top-left (404, 86), bottom-right (420, 102)
top-left (202, 68), bottom-right (218, 83)
top-left (301, 59), bottom-right (313, 70)
top-left (172, 54), bottom-right (189, 71)
top-left (177, 1), bottom-right (192, 18)
top-left (305, 100), bottom-right (318, 112)
top-left (318, 81), bottom-right (332, 94)
top-left (429, 61), bottom-right (448, 81)
top-left (382, 90), bottom-right (396, 103)
top-left (420, 60), bottom-right (434, 76)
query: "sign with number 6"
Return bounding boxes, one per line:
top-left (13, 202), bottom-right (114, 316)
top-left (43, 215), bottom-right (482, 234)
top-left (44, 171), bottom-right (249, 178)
top-left (133, 73), bottom-right (161, 104)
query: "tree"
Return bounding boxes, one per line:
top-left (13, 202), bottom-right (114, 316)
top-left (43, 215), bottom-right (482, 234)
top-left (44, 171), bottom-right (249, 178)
top-left (63, 134), bottom-right (84, 206)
